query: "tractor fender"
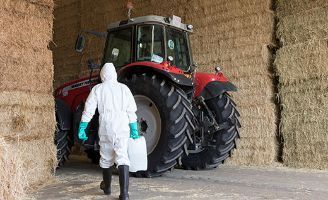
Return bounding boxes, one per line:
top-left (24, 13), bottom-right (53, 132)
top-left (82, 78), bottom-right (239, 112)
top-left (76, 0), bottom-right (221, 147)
top-left (200, 81), bottom-right (237, 100)
top-left (55, 98), bottom-right (72, 131)
top-left (118, 62), bottom-right (194, 87)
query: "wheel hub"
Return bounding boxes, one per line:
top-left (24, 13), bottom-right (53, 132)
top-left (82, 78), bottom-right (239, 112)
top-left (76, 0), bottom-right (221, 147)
top-left (135, 95), bottom-right (161, 155)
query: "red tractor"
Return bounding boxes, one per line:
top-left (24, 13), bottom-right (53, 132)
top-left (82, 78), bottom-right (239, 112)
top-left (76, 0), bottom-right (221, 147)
top-left (54, 15), bottom-right (240, 177)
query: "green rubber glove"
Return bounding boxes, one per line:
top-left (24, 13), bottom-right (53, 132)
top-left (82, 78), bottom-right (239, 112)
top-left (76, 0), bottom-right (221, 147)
top-left (78, 122), bottom-right (89, 141)
top-left (129, 122), bottom-right (140, 140)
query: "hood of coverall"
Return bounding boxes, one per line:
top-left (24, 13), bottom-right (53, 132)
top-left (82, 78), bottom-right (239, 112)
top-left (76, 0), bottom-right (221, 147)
top-left (100, 63), bottom-right (117, 83)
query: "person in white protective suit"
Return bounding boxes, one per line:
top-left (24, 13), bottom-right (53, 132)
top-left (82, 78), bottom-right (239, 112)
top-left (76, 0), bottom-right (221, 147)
top-left (78, 63), bottom-right (139, 200)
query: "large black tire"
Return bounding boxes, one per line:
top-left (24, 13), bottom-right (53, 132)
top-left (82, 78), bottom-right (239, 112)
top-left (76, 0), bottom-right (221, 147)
top-left (122, 73), bottom-right (194, 177)
top-left (55, 126), bottom-right (73, 166)
top-left (181, 92), bottom-right (240, 170)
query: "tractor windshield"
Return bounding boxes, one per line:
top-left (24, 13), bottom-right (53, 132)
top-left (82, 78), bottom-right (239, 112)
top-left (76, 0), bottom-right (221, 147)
top-left (166, 27), bottom-right (191, 71)
top-left (136, 25), bottom-right (191, 71)
top-left (103, 27), bottom-right (133, 67)
top-left (103, 23), bottom-right (192, 71)
top-left (136, 25), bottom-right (165, 63)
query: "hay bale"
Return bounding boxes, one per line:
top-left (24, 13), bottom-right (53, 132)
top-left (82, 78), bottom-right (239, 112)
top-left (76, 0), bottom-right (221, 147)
top-left (0, 0), bottom-right (56, 199)
top-left (0, 138), bottom-right (26, 200)
top-left (275, 0), bottom-right (328, 170)
top-left (227, 136), bottom-right (277, 166)
top-left (0, 138), bottom-right (56, 200)
top-left (277, 6), bottom-right (328, 45)
top-left (276, 0), bottom-right (328, 18)
top-left (275, 40), bottom-right (328, 85)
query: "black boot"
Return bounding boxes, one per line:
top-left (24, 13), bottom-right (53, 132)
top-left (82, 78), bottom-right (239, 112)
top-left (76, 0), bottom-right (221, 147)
top-left (118, 165), bottom-right (129, 200)
top-left (100, 167), bottom-right (112, 195)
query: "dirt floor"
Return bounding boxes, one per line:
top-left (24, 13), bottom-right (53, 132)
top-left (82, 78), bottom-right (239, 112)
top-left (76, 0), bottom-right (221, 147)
top-left (27, 155), bottom-right (328, 200)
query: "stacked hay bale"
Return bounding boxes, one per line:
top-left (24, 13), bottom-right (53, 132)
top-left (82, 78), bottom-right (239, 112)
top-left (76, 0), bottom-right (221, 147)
top-left (185, 0), bottom-right (278, 165)
top-left (275, 0), bottom-right (328, 169)
top-left (0, 0), bottom-right (56, 199)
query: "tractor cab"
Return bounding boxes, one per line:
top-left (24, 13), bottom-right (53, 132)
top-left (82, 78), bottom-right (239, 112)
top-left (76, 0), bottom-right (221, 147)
top-left (103, 15), bottom-right (194, 72)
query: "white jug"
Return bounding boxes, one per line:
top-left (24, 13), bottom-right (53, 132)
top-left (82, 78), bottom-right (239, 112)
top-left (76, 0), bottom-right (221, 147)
top-left (128, 136), bottom-right (147, 172)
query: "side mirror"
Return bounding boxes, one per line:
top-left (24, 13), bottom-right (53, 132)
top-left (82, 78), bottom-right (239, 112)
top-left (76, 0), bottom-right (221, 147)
top-left (87, 59), bottom-right (100, 69)
top-left (75, 34), bottom-right (86, 53)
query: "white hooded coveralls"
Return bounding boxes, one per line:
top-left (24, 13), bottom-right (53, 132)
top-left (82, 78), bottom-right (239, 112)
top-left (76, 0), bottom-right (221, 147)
top-left (81, 63), bottom-right (137, 168)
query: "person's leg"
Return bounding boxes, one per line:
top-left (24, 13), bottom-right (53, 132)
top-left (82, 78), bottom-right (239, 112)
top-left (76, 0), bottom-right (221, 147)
top-left (99, 141), bottom-right (115, 195)
top-left (100, 166), bottom-right (113, 195)
top-left (115, 137), bottom-right (130, 200)
top-left (118, 165), bottom-right (129, 200)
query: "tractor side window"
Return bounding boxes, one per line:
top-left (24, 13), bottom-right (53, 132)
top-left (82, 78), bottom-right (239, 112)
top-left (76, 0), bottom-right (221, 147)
top-left (104, 28), bottom-right (132, 67)
top-left (166, 28), bottom-right (190, 71)
top-left (137, 25), bottom-right (164, 63)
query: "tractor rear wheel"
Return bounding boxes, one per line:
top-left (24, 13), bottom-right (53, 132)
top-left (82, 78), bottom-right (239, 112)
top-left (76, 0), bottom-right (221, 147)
top-left (122, 73), bottom-right (193, 177)
top-left (181, 92), bottom-right (240, 170)
top-left (55, 126), bottom-right (73, 166)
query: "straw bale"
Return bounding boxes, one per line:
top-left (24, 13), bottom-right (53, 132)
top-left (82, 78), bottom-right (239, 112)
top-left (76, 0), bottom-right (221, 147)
top-left (0, 9), bottom-right (53, 50)
top-left (239, 117), bottom-right (276, 138)
top-left (277, 6), bottom-right (328, 45)
top-left (0, 44), bottom-right (53, 93)
top-left (2, 138), bottom-right (56, 186)
top-left (0, 137), bottom-right (56, 200)
top-left (280, 89), bottom-right (328, 112)
top-left (279, 76), bottom-right (328, 95)
top-left (276, 0), bottom-right (328, 18)
top-left (185, 0), bottom-right (272, 21)
top-left (227, 136), bottom-right (277, 166)
top-left (187, 11), bottom-right (274, 33)
top-left (1, 0), bottom-right (54, 18)
top-left (0, 138), bottom-right (27, 200)
top-left (275, 39), bottom-right (328, 85)
top-left (0, 104), bottom-right (55, 141)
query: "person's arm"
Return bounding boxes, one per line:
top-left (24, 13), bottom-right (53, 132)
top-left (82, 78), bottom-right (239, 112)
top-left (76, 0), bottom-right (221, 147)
top-left (125, 86), bottom-right (139, 139)
top-left (79, 86), bottom-right (98, 141)
top-left (126, 87), bottom-right (137, 123)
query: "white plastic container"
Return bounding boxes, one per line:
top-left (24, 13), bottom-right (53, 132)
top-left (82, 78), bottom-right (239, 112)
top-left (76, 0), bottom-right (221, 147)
top-left (128, 136), bottom-right (148, 172)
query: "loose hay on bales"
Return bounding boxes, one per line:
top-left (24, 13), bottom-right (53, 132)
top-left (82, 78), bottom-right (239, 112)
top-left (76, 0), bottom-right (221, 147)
top-left (275, 0), bottom-right (328, 170)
